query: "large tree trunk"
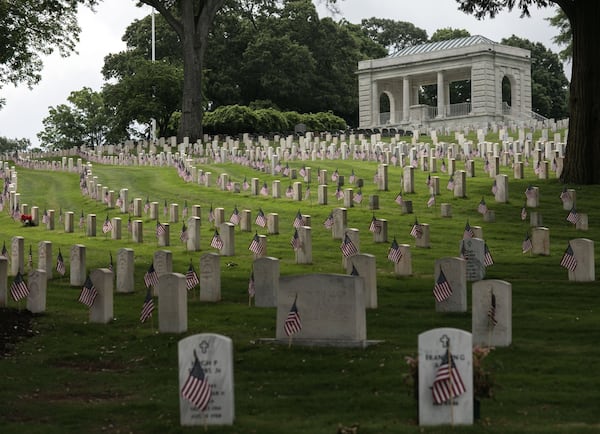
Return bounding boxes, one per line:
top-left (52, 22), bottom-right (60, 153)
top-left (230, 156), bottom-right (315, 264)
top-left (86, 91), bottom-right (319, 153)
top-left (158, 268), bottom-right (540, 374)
top-left (178, 0), bottom-right (205, 143)
top-left (560, 2), bottom-right (600, 184)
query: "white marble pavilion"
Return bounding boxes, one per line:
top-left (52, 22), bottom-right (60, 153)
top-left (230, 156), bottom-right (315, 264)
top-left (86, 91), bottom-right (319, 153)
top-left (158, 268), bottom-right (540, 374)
top-left (357, 35), bottom-right (533, 130)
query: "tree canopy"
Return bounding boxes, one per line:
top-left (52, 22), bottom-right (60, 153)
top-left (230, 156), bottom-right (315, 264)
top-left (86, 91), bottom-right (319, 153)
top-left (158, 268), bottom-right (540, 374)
top-left (457, 0), bottom-right (600, 184)
top-left (38, 87), bottom-right (111, 149)
top-left (0, 0), bottom-right (97, 89)
top-left (501, 35), bottom-right (568, 120)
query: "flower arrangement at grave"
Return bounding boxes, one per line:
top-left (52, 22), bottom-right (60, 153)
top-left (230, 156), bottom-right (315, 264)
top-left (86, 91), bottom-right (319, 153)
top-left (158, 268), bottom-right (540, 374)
top-left (20, 214), bottom-right (35, 226)
top-left (402, 346), bottom-right (496, 403)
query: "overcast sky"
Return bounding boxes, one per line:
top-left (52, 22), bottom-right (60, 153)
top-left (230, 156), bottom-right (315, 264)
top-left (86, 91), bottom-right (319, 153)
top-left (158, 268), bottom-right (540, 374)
top-left (0, 0), bottom-right (566, 147)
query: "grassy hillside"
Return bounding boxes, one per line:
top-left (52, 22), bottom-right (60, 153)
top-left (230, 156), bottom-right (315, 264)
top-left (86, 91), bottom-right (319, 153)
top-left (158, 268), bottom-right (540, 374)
top-left (1, 135), bottom-right (599, 433)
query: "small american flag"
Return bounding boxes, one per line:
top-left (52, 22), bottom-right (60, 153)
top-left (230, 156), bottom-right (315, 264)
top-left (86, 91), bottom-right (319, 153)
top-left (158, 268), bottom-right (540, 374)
top-left (144, 198), bottom-right (150, 214)
top-left (340, 234), bottom-right (358, 257)
top-left (387, 238), bottom-right (402, 263)
top-left (560, 187), bottom-right (570, 204)
top-left (0, 241), bottom-right (7, 258)
top-left (248, 233), bottom-right (265, 256)
top-left (560, 243), bottom-right (577, 271)
top-left (433, 269), bottom-right (452, 302)
top-left (210, 230), bottom-right (224, 250)
top-left (483, 158), bottom-right (490, 173)
top-left (56, 249), bottom-right (66, 276)
top-left (369, 216), bottom-right (381, 234)
top-left (440, 161), bottom-right (447, 173)
top-left (78, 275), bottom-right (98, 308)
top-left (488, 292), bottom-right (498, 327)
top-left (255, 208), bottom-right (267, 228)
top-left (520, 206), bottom-right (527, 221)
top-left (484, 244), bottom-right (494, 267)
top-left (182, 201), bottom-right (188, 218)
top-left (534, 161), bottom-right (541, 174)
top-left (427, 194), bottom-right (435, 208)
top-left (525, 185), bottom-right (536, 200)
top-left (349, 170), bottom-right (356, 184)
top-left (432, 349), bottom-right (466, 404)
top-left (186, 262), bottom-right (200, 289)
top-left (299, 166), bottom-right (307, 178)
top-left (230, 207), bottom-right (240, 225)
top-left (323, 213), bottom-right (334, 230)
top-left (331, 169), bottom-right (339, 182)
top-left (395, 193), bottom-right (403, 205)
top-left (108, 252), bottom-right (113, 272)
top-left (144, 263), bottom-right (159, 288)
top-left (335, 187), bottom-right (344, 200)
top-left (304, 186), bottom-right (311, 200)
top-left (102, 216), bottom-right (113, 234)
top-left (353, 189), bottom-right (363, 204)
top-left (522, 233), bottom-right (533, 254)
top-left (10, 271), bottom-right (29, 302)
top-left (463, 221), bottom-right (474, 239)
top-left (140, 288), bottom-right (154, 323)
top-left (285, 186), bottom-right (293, 198)
top-left (477, 198), bottom-right (488, 215)
top-left (242, 177), bottom-right (249, 190)
top-left (290, 229), bottom-right (302, 251)
top-left (180, 222), bottom-right (188, 242)
top-left (446, 175), bottom-right (454, 191)
top-left (163, 200), bottom-right (168, 217)
top-left (42, 209), bottom-right (48, 224)
top-left (293, 211), bottom-right (304, 228)
top-left (491, 180), bottom-right (498, 195)
top-left (248, 271), bottom-right (255, 298)
top-left (282, 164), bottom-right (290, 176)
top-left (127, 215), bottom-right (132, 232)
top-left (426, 174), bottom-right (431, 186)
top-left (567, 207), bottom-right (580, 224)
top-left (260, 183), bottom-right (269, 196)
top-left (410, 221), bottom-right (423, 239)
top-left (181, 352), bottom-right (212, 411)
top-left (79, 211), bottom-right (85, 228)
top-left (208, 205), bottom-right (215, 223)
top-left (284, 296), bottom-right (302, 336)
top-left (156, 221), bottom-right (166, 237)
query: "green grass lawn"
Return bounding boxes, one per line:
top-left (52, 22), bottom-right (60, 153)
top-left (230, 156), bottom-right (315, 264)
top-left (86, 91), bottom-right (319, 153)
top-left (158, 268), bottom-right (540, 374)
top-left (1, 133), bottom-right (599, 433)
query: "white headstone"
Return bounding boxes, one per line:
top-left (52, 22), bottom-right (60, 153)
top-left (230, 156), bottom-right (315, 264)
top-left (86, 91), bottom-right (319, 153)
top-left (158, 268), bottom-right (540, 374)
top-left (418, 328), bottom-right (473, 426)
top-left (178, 334), bottom-right (235, 426)
top-left (472, 280), bottom-right (512, 347)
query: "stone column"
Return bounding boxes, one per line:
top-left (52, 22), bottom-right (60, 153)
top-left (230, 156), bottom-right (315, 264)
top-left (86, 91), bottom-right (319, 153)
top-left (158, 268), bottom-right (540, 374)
top-left (402, 76), bottom-right (410, 122)
top-left (436, 71), bottom-right (445, 118)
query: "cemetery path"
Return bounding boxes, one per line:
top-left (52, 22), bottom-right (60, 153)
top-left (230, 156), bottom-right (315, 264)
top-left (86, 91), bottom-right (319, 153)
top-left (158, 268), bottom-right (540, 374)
top-left (0, 308), bottom-right (35, 358)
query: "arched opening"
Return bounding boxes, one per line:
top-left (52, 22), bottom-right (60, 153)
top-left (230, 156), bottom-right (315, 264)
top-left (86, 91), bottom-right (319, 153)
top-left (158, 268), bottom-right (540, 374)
top-left (379, 92), bottom-right (391, 124)
top-left (502, 76), bottom-right (512, 114)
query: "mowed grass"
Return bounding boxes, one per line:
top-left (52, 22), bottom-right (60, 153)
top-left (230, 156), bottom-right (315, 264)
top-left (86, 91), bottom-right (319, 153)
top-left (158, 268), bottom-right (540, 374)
top-left (1, 134), bottom-right (600, 434)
